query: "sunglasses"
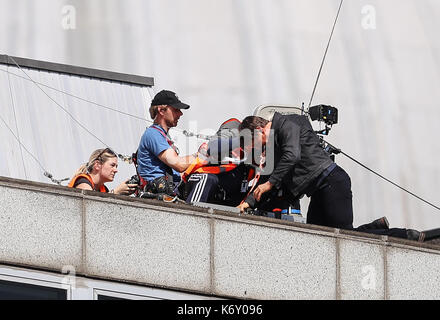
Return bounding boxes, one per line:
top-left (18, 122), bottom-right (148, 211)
top-left (96, 147), bottom-right (117, 162)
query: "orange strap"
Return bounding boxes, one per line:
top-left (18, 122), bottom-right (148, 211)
top-left (221, 118), bottom-right (241, 126)
top-left (68, 173), bottom-right (107, 193)
top-left (193, 163), bottom-right (237, 175)
top-left (182, 156), bottom-right (239, 183)
top-left (182, 156), bottom-right (207, 183)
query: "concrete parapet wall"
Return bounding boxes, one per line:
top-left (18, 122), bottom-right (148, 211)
top-left (1, 176), bottom-right (439, 299)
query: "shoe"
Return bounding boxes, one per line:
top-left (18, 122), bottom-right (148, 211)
top-left (406, 229), bottom-right (425, 242)
top-left (371, 217), bottom-right (390, 230)
top-left (421, 228), bottom-right (440, 242)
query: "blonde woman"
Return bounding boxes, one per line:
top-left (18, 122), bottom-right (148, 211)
top-left (68, 148), bottom-right (136, 195)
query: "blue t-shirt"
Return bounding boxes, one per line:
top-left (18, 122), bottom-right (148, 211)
top-left (137, 125), bottom-right (181, 182)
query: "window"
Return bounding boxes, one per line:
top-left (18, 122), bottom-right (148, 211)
top-left (0, 279), bottom-right (67, 300)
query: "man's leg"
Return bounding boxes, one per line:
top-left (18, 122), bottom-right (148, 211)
top-left (308, 166), bottom-right (354, 229)
top-left (357, 228), bottom-right (427, 242)
top-left (186, 173), bottom-right (219, 204)
top-left (306, 192), bottom-right (327, 226)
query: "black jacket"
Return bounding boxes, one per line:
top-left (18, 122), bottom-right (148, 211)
top-left (263, 112), bottom-right (334, 198)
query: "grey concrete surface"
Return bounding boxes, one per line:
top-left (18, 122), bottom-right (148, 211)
top-left (0, 185), bottom-right (83, 271)
top-left (213, 220), bottom-right (337, 299)
top-left (2, 177), bottom-right (440, 299)
top-left (84, 199), bottom-right (212, 293)
top-left (387, 247), bottom-right (440, 300)
top-left (339, 239), bottom-right (385, 300)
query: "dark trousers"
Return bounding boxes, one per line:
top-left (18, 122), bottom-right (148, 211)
top-left (307, 165), bottom-right (409, 239)
top-left (307, 166), bottom-right (354, 229)
top-left (186, 173), bottom-right (219, 204)
top-left (185, 173), bottom-right (248, 206)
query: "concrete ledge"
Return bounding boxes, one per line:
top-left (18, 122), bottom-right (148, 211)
top-left (1, 176), bottom-right (440, 299)
top-left (213, 220), bottom-right (337, 299)
top-left (84, 200), bottom-right (212, 293)
top-left (0, 185), bottom-right (83, 271)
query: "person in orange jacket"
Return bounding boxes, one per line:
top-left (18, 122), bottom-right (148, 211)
top-left (68, 148), bottom-right (136, 195)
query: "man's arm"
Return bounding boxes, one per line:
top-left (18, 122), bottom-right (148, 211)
top-left (267, 122), bottom-right (301, 189)
top-left (158, 149), bottom-right (197, 173)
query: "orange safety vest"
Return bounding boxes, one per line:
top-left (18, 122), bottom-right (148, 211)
top-left (182, 156), bottom-right (239, 183)
top-left (182, 155), bottom-right (257, 184)
top-left (182, 118), bottom-right (251, 183)
top-left (67, 173), bottom-right (107, 193)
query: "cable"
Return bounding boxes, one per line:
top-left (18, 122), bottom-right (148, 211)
top-left (0, 112), bottom-right (68, 185)
top-left (3, 55), bottom-right (211, 174)
top-left (323, 139), bottom-right (440, 212)
top-left (6, 64), bottom-right (28, 179)
top-left (0, 66), bottom-right (212, 141)
top-left (0, 67), bottom-right (149, 122)
top-left (308, 0), bottom-right (344, 110)
top-left (6, 55), bottom-right (112, 148)
top-left (304, 1), bottom-right (438, 211)
top-left (5, 55), bottom-right (142, 165)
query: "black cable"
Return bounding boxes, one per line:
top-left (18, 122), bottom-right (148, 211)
top-left (323, 139), bottom-right (440, 211)
top-left (0, 67), bottom-right (149, 122)
top-left (6, 55), bottom-right (111, 149)
top-left (3, 55), bottom-right (210, 174)
top-left (308, 0), bottom-right (344, 110)
top-left (6, 64), bottom-right (28, 179)
top-left (0, 66), bottom-right (212, 141)
top-left (0, 112), bottom-right (46, 172)
top-left (0, 112), bottom-right (69, 185)
top-left (305, 1), bottom-right (438, 212)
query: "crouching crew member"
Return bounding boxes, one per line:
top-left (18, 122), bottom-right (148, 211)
top-left (238, 113), bottom-right (429, 241)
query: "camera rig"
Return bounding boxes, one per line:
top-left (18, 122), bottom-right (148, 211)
top-left (308, 104), bottom-right (338, 135)
top-left (308, 104), bottom-right (340, 158)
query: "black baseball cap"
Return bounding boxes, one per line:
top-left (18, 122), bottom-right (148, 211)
top-left (151, 90), bottom-right (190, 109)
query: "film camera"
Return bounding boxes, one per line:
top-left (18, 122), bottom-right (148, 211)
top-left (308, 104), bottom-right (338, 134)
top-left (125, 174), bottom-right (141, 196)
top-left (308, 104), bottom-right (340, 158)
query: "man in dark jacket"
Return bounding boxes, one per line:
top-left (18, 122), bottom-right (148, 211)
top-left (238, 112), bottom-right (425, 241)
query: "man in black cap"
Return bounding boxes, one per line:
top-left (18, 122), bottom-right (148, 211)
top-left (136, 90), bottom-right (196, 196)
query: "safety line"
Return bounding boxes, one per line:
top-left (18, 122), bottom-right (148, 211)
top-left (0, 66), bottom-right (211, 141)
top-left (323, 139), bottom-right (440, 212)
top-left (6, 64), bottom-right (28, 179)
top-left (6, 55), bottom-right (111, 149)
top-left (308, 0), bottom-right (344, 110)
top-left (0, 112), bottom-right (68, 185)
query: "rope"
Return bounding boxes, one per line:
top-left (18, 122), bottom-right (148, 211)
top-left (2, 55), bottom-right (211, 183)
top-left (6, 64), bottom-right (28, 179)
top-left (305, 2), bottom-right (439, 212)
top-left (323, 139), bottom-right (440, 212)
top-left (0, 66), bottom-right (212, 141)
top-left (0, 112), bottom-right (68, 185)
top-left (5, 55), bottom-right (142, 165)
top-left (6, 56), bottom-right (111, 148)
top-left (308, 0), bottom-right (344, 110)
